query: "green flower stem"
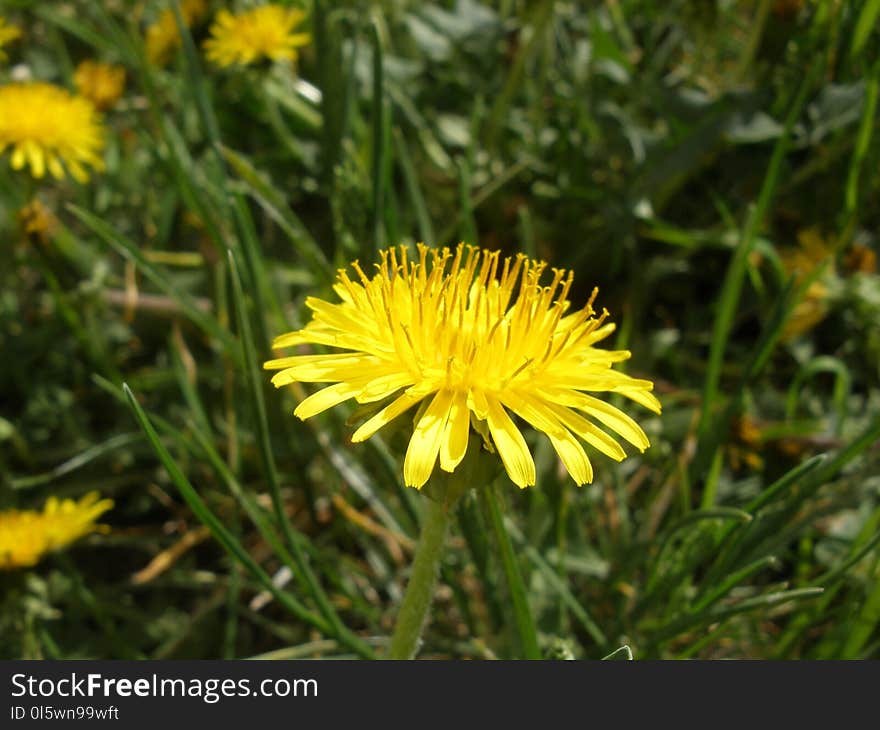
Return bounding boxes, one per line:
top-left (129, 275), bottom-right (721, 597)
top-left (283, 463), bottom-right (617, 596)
top-left (484, 482), bottom-right (542, 659)
top-left (387, 496), bottom-right (454, 659)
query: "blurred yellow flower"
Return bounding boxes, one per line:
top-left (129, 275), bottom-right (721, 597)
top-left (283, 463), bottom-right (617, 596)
top-left (0, 82), bottom-right (105, 182)
top-left (74, 60), bottom-right (126, 111)
top-left (145, 0), bottom-right (208, 65)
top-left (781, 227), bottom-right (835, 341)
top-left (0, 16), bottom-right (20, 62)
top-left (204, 5), bottom-right (310, 68)
top-left (19, 198), bottom-right (58, 242)
top-left (727, 415), bottom-right (764, 472)
top-left (0, 492), bottom-right (113, 570)
top-left (265, 244), bottom-right (660, 489)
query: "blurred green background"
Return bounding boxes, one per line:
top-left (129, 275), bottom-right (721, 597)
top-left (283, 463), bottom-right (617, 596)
top-left (0, 0), bottom-right (878, 659)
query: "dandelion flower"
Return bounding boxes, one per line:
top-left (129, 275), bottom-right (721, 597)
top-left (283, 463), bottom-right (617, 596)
top-left (0, 16), bottom-right (20, 61)
top-left (19, 198), bottom-right (58, 242)
top-left (265, 244), bottom-right (661, 489)
top-left (727, 415), bottom-right (764, 472)
top-left (74, 60), bottom-right (126, 111)
top-left (781, 227), bottom-right (836, 341)
top-left (0, 492), bottom-right (113, 570)
top-left (145, 0), bottom-right (208, 66)
top-left (0, 82), bottom-right (105, 182)
top-left (204, 5), bottom-right (310, 68)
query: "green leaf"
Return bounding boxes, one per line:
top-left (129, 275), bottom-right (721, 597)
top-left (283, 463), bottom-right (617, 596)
top-left (852, 0), bottom-right (880, 59)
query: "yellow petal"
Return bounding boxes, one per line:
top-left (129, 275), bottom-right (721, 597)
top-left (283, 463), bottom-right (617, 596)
top-left (47, 154), bottom-right (65, 180)
top-left (547, 429), bottom-right (593, 485)
top-left (549, 404), bottom-right (626, 461)
top-left (69, 161), bottom-right (89, 183)
top-left (264, 352), bottom-right (358, 369)
top-left (539, 389), bottom-right (650, 451)
top-left (403, 389), bottom-right (454, 488)
top-left (502, 392), bottom-right (593, 484)
top-left (439, 390), bottom-right (469, 472)
top-left (25, 140), bottom-right (45, 178)
top-left (277, 359), bottom-right (384, 383)
top-left (10, 145), bottom-right (25, 170)
top-left (546, 370), bottom-right (654, 392)
top-left (351, 391), bottom-right (424, 442)
top-left (467, 388), bottom-right (489, 420)
top-left (270, 370), bottom-right (297, 387)
top-left (355, 371), bottom-right (415, 403)
top-left (293, 382), bottom-right (360, 420)
top-left (305, 297), bottom-right (374, 335)
top-left (485, 396), bottom-right (535, 488)
top-left (271, 330), bottom-right (313, 348)
top-left (582, 322), bottom-right (616, 346)
top-left (615, 386), bottom-right (662, 414)
top-left (499, 391), bottom-right (566, 439)
top-left (288, 32), bottom-right (311, 48)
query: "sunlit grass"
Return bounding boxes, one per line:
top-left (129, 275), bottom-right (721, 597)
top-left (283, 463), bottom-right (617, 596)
top-left (0, 0), bottom-right (878, 660)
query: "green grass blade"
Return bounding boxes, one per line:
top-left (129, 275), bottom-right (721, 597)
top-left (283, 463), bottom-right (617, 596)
top-left (691, 555), bottom-right (779, 614)
top-left (851, 0), bottom-right (880, 59)
top-left (522, 543), bottom-right (607, 647)
top-left (394, 128), bottom-right (435, 244)
top-left (745, 454), bottom-right (827, 514)
top-left (227, 251), bottom-right (372, 658)
top-left (221, 146), bottom-right (333, 282)
top-left (844, 57), bottom-right (880, 217)
top-left (840, 566), bottom-right (880, 659)
top-left (185, 425), bottom-right (308, 582)
top-left (10, 433), bottom-right (142, 490)
top-left (66, 204), bottom-right (236, 355)
top-left (369, 19), bottom-right (387, 255)
top-left (696, 63), bottom-right (819, 451)
top-left (652, 587), bottom-right (824, 643)
top-left (171, 0), bottom-right (223, 161)
top-left (121, 383), bottom-right (330, 634)
top-left (483, 483), bottom-right (542, 659)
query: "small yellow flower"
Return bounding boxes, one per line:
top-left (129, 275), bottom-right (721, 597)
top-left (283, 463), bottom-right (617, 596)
top-left (727, 415), bottom-right (765, 472)
top-left (781, 227), bottom-right (835, 341)
top-left (265, 244), bottom-right (660, 489)
top-left (204, 5), bottom-right (310, 68)
top-left (145, 0), bottom-right (208, 66)
top-left (0, 16), bottom-right (21, 62)
top-left (19, 198), bottom-right (58, 242)
top-left (0, 492), bottom-right (113, 570)
top-left (74, 61), bottom-right (126, 111)
top-left (0, 82), bottom-right (105, 182)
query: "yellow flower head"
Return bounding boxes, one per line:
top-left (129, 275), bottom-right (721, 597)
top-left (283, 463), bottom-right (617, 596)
top-left (19, 198), bottom-right (58, 242)
top-left (204, 5), bottom-right (310, 68)
top-left (0, 16), bottom-right (21, 61)
top-left (781, 227), bottom-right (836, 341)
top-left (0, 82), bottom-right (105, 182)
top-left (0, 492), bottom-right (113, 570)
top-left (74, 60), bottom-right (126, 111)
top-left (265, 244), bottom-right (661, 489)
top-left (145, 0), bottom-right (208, 65)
